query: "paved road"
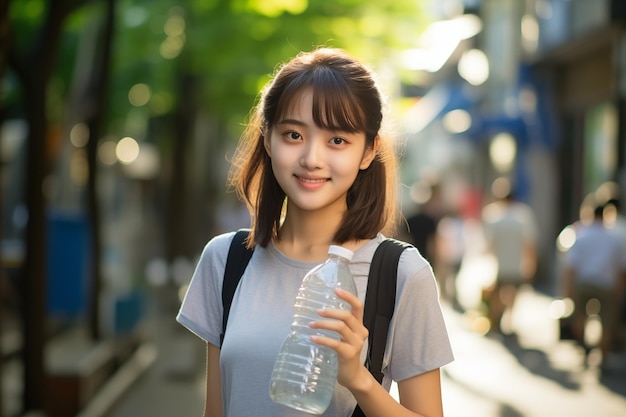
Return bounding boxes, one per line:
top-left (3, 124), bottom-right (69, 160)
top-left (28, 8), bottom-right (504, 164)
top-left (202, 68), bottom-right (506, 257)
top-left (99, 286), bottom-right (626, 417)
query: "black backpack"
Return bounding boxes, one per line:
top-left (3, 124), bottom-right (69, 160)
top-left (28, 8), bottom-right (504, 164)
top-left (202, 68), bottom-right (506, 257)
top-left (220, 229), bottom-right (412, 417)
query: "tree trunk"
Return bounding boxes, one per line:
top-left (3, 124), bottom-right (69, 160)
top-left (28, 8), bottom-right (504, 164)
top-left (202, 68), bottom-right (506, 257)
top-left (85, 0), bottom-right (115, 341)
top-left (9, 0), bottom-right (72, 412)
top-left (166, 73), bottom-right (196, 261)
top-left (20, 63), bottom-right (48, 417)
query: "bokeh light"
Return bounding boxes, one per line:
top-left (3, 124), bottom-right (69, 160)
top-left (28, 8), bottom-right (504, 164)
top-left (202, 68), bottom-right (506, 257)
top-left (489, 133), bottom-right (517, 172)
top-left (69, 123), bottom-right (89, 148)
top-left (116, 137), bottom-right (140, 165)
top-left (442, 109), bottom-right (472, 134)
top-left (458, 49), bottom-right (489, 86)
top-left (128, 83), bottom-right (151, 107)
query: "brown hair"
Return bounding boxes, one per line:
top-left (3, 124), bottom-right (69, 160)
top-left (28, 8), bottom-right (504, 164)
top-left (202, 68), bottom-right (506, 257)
top-left (229, 47), bottom-right (399, 247)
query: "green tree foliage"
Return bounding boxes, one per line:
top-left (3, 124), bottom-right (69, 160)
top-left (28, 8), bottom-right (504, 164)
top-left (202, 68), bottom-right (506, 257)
top-left (108, 0), bottom-right (429, 139)
top-left (4, 0), bottom-right (430, 271)
top-left (7, 0), bottom-right (429, 143)
top-left (105, 0), bottom-right (430, 258)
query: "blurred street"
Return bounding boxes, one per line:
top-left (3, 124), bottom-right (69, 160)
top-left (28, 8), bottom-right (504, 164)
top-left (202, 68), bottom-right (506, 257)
top-left (441, 288), bottom-right (626, 417)
top-left (90, 281), bottom-right (626, 417)
top-left (4, 1), bottom-right (626, 416)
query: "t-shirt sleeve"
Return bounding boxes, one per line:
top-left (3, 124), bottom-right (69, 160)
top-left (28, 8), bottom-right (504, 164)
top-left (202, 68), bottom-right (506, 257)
top-left (176, 232), bottom-right (234, 347)
top-left (385, 247), bottom-right (454, 382)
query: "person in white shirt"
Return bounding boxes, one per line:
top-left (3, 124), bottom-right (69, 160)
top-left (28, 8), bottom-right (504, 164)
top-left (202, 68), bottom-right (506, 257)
top-left (563, 203), bottom-right (626, 368)
top-left (482, 179), bottom-right (538, 334)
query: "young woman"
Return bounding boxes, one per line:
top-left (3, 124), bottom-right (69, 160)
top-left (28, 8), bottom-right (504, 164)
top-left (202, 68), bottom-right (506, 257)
top-left (177, 48), bottom-right (453, 417)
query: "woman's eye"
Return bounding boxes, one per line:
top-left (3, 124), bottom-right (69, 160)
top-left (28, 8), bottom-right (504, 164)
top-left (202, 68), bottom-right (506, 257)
top-left (330, 137), bottom-right (346, 145)
top-left (287, 131), bottom-right (301, 140)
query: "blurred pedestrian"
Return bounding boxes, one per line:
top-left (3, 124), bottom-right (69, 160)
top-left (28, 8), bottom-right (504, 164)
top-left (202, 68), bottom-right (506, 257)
top-left (481, 178), bottom-right (538, 335)
top-left (404, 179), bottom-right (442, 265)
top-left (600, 196), bottom-right (626, 351)
top-left (176, 48), bottom-right (453, 417)
top-left (562, 203), bottom-right (626, 369)
top-left (434, 206), bottom-right (466, 304)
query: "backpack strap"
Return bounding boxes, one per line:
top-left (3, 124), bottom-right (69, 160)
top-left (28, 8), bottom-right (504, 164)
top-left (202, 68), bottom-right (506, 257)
top-left (352, 238), bottom-right (412, 417)
top-left (220, 229), bottom-right (254, 346)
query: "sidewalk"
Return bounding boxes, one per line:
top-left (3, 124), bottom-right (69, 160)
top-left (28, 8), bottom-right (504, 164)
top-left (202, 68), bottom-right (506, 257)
top-left (95, 286), bottom-right (626, 417)
top-left (94, 291), bottom-right (206, 417)
top-left (441, 287), bottom-right (626, 417)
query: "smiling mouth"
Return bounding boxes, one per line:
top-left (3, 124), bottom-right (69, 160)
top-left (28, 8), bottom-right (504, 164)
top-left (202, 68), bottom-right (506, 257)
top-left (296, 176), bottom-right (329, 184)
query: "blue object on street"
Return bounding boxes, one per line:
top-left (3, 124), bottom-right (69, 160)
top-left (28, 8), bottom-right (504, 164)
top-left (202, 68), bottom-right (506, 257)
top-left (46, 211), bottom-right (91, 318)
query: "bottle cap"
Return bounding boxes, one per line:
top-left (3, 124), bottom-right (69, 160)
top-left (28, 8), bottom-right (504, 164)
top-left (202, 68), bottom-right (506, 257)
top-left (328, 245), bottom-right (353, 261)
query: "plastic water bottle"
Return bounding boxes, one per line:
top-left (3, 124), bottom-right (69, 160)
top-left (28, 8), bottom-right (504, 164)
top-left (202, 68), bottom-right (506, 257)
top-left (269, 245), bottom-right (357, 414)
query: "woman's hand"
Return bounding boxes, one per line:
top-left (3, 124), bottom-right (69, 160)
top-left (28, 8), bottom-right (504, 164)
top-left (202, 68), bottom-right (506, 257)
top-left (309, 288), bottom-right (370, 389)
top-left (309, 289), bottom-right (445, 417)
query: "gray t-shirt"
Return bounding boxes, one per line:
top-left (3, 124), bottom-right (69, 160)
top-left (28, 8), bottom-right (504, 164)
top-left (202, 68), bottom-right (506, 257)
top-left (177, 232), bottom-right (453, 417)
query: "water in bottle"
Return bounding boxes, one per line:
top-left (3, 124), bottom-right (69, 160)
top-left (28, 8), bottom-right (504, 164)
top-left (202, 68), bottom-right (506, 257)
top-left (269, 245), bottom-right (357, 414)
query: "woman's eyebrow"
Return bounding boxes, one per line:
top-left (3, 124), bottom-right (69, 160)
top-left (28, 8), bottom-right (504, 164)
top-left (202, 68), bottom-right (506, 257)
top-left (277, 118), bottom-right (307, 126)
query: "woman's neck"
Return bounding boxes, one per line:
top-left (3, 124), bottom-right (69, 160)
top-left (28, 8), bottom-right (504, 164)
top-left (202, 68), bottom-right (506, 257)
top-left (274, 204), bottom-right (373, 261)
top-left (274, 203), bottom-right (344, 261)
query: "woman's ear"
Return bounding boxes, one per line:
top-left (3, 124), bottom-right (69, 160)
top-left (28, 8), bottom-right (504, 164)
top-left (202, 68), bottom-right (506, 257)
top-left (359, 135), bottom-right (380, 170)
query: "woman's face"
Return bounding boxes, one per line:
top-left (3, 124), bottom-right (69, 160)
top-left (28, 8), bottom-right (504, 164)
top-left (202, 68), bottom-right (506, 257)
top-left (264, 89), bottom-right (376, 215)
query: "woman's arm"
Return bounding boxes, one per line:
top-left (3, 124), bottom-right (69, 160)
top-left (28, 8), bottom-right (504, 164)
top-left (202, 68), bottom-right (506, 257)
top-left (398, 369), bottom-right (444, 416)
top-left (204, 343), bottom-right (223, 417)
top-left (311, 289), bottom-right (445, 417)
top-left (342, 365), bottom-right (443, 417)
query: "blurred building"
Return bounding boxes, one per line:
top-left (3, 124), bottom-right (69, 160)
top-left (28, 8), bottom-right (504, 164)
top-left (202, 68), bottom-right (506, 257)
top-left (399, 0), bottom-right (626, 286)
top-left (530, 0), bottom-right (626, 221)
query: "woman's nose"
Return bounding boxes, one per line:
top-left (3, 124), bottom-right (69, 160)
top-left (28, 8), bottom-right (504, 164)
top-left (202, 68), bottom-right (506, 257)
top-left (299, 140), bottom-right (323, 168)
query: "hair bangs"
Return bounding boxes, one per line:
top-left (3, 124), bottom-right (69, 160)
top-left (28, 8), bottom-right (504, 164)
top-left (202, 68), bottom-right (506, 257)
top-left (311, 86), bottom-right (364, 133)
top-left (270, 66), bottom-right (365, 134)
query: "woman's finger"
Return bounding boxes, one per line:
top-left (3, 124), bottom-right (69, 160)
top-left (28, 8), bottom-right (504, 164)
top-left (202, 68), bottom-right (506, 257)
top-left (335, 288), bottom-right (364, 320)
top-left (311, 314), bottom-right (368, 351)
top-left (316, 309), bottom-right (368, 338)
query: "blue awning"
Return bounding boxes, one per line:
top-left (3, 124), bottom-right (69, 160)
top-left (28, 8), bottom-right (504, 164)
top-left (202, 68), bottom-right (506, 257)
top-left (405, 64), bottom-right (560, 151)
top-left (467, 64), bottom-right (560, 150)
